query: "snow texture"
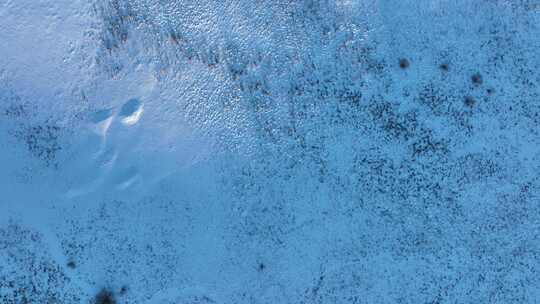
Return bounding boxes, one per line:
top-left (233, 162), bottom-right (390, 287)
top-left (2, 0), bottom-right (540, 303)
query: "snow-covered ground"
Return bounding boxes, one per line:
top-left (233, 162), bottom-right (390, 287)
top-left (2, 0), bottom-right (540, 303)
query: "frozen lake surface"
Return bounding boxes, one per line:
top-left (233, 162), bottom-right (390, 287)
top-left (2, 1), bottom-right (540, 303)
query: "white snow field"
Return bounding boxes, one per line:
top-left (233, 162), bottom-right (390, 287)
top-left (2, 0), bottom-right (540, 303)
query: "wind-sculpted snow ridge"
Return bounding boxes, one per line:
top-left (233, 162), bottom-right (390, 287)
top-left (2, 0), bottom-right (540, 303)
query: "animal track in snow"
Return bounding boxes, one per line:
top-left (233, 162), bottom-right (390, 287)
top-left (110, 165), bottom-right (140, 191)
top-left (118, 98), bottom-right (143, 126)
top-left (89, 108), bottom-right (114, 124)
top-left (68, 98), bottom-right (145, 197)
top-left (87, 98), bottom-right (144, 138)
top-left (88, 108), bottom-right (114, 138)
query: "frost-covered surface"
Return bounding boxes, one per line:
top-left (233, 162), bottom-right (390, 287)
top-left (2, 0), bottom-right (540, 303)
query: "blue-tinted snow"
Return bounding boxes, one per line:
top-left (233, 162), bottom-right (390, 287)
top-left (2, 0), bottom-right (540, 303)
